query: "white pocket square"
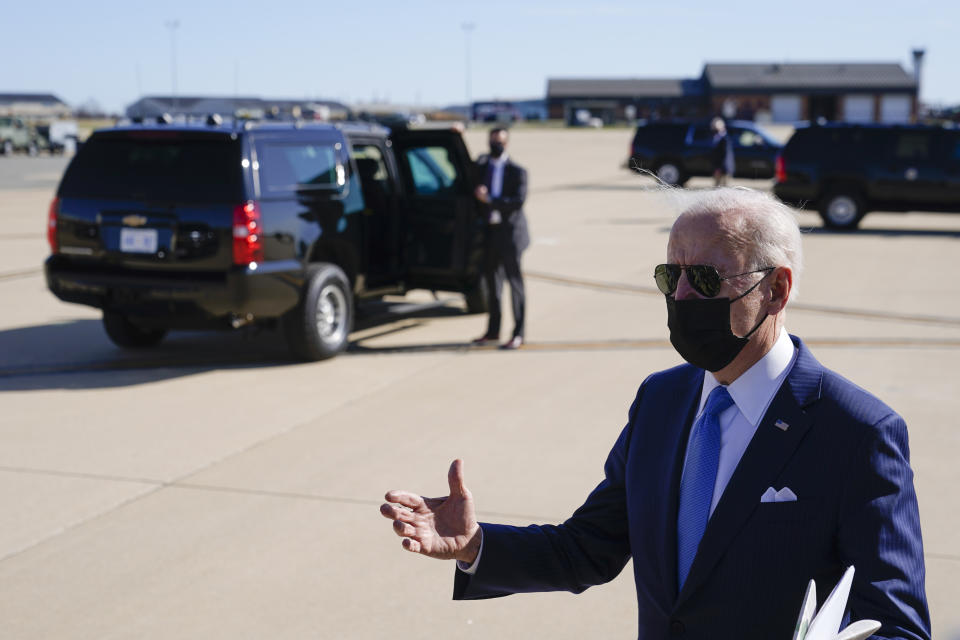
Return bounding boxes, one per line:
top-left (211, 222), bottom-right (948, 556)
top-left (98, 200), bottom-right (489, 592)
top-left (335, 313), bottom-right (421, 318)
top-left (761, 486), bottom-right (798, 503)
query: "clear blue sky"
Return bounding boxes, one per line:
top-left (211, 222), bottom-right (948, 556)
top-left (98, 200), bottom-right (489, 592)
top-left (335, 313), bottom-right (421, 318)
top-left (2, 0), bottom-right (957, 115)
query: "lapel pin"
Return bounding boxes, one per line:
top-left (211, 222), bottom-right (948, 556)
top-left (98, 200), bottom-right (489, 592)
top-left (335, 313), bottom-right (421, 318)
top-left (774, 419), bottom-right (790, 432)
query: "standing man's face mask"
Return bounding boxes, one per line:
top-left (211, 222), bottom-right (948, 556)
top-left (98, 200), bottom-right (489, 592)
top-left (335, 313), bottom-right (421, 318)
top-left (489, 141), bottom-right (505, 158)
top-left (658, 265), bottom-right (774, 371)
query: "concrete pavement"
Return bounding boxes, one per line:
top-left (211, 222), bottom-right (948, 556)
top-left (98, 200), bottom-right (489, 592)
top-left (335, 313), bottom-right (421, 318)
top-left (0, 128), bottom-right (958, 638)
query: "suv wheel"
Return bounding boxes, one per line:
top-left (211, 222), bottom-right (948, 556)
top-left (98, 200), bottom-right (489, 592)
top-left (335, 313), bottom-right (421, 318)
top-left (1, 140), bottom-right (12, 156)
top-left (102, 311), bottom-right (167, 348)
top-left (283, 263), bottom-right (353, 361)
top-left (655, 162), bottom-right (685, 187)
top-left (820, 190), bottom-right (864, 230)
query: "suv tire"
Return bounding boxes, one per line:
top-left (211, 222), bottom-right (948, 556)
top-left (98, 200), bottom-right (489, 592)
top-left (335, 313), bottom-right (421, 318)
top-left (819, 189), bottom-right (865, 230)
top-left (655, 161), bottom-right (686, 187)
top-left (283, 263), bottom-right (353, 361)
top-left (2, 140), bottom-right (12, 156)
top-left (102, 311), bottom-right (167, 348)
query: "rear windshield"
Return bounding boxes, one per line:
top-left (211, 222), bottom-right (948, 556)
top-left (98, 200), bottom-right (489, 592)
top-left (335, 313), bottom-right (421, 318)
top-left (633, 123), bottom-right (686, 147)
top-left (787, 127), bottom-right (892, 160)
top-left (59, 132), bottom-right (243, 202)
top-left (256, 141), bottom-right (344, 194)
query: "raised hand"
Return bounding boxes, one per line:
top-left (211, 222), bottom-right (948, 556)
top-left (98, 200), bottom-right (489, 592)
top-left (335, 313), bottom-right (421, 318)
top-left (380, 459), bottom-right (482, 564)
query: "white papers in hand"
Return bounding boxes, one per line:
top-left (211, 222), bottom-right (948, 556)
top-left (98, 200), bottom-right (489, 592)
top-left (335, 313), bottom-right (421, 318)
top-left (791, 566), bottom-right (881, 640)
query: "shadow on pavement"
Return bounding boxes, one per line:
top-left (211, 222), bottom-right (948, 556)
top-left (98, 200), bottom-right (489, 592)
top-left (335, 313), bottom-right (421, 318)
top-left (0, 297), bottom-right (474, 391)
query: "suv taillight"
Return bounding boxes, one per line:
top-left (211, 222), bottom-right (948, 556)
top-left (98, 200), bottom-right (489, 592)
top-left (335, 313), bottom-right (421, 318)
top-left (47, 197), bottom-right (59, 254)
top-left (774, 154), bottom-right (786, 183)
top-left (232, 201), bottom-right (263, 266)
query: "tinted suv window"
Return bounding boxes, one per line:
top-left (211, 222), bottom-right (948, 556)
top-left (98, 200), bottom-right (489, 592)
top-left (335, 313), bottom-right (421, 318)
top-left (258, 142), bottom-right (344, 193)
top-left (735, 129), bottom-right (766, 147)
top-left (634, 123), bottom-right (687, 147)
top-left (787, 127), bottom-right (889, 161)
top-left (405, 146), bottom-right (459, 195)
top-left (894, 133), bottom-right (931, 161)
top-left (59, 133), bottom-right (242, 202)
top-left (690, 125), bottom-right (713, 144)
top-left (949, 134), bottom-right (960, 163)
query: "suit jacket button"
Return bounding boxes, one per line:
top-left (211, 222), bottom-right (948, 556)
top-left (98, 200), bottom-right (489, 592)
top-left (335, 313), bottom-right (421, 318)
top-left (670, 620), bottom-right (685, 635)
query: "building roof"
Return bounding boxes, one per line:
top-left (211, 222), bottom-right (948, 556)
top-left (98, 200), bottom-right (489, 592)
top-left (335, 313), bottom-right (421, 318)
top-left (126, 96), bottom-right (352, 117)
top-left (703, 63), bottom-right (916, 90)
top-left (131, 96), bottom-right (267, 110)
top-left (547, 78), bottom-right (690, 98)
top-left (0, 93), bottom-right (68, 105)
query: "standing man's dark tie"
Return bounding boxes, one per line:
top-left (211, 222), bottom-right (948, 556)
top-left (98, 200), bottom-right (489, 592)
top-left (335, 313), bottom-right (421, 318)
top-left (676, 385), bottom-right (734, 590)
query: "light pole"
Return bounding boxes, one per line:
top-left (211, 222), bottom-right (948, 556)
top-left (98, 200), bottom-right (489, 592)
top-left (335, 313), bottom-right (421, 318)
top-left (165, 19), bottom-right (180, 115)
top-left (461, 22), bottom-right (475, 121)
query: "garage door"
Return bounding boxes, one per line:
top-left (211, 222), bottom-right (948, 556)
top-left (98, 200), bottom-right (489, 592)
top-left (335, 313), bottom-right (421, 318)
top-left (843, 95), bottom-right (874, 123)
top-left (771, 95), bottom-right (802, 123)
top-left (880, 95), bottom-right (911, 123)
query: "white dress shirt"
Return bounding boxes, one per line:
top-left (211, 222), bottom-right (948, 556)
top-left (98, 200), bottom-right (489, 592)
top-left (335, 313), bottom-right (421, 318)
top-left (488, 153), bottom-right (508, 198)
top-left (684, 328), bottom-right (797, 515)
top-left (460, 329), bottom-right (797, 575)
top-left (487, 153), bottom-right (508, 224)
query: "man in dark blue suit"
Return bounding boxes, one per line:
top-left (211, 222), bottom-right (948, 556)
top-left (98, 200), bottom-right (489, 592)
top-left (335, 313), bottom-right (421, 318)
top-left (381, 188), bottom-right (930, 639)
top-left (471, 127), bottom-right (530, 350)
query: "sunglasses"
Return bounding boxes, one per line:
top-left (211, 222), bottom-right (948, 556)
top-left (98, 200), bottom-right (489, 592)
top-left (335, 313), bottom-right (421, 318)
top-left (654, 264), bottom-right (774, 298)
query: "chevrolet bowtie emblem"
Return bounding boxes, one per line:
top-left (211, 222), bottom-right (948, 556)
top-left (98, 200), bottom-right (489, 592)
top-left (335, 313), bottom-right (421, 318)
top-left (122, 214), bottom-right (148, 227)
top-left (774, 419), bottom-right (790, 431)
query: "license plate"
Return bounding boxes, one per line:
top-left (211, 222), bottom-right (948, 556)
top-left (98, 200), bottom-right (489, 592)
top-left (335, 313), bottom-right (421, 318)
top-left (120, 228), bottom-right (158, 253)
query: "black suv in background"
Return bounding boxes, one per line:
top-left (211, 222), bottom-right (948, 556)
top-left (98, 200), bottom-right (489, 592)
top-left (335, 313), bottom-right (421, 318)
top-left (45, 121), bottom-right (487, 360)
top-left (628, 119), bottom-right (782, 186)
top-left (774, 123), bottom-right (960, 229)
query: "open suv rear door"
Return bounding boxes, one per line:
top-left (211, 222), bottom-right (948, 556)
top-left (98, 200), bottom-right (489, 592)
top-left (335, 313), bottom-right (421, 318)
top-left (390, 128), bottom-right (484, 293)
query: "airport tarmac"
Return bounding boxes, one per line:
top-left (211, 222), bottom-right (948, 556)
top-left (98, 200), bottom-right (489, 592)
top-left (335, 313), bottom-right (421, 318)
top-left (0, 126), bottom-right (958, 639)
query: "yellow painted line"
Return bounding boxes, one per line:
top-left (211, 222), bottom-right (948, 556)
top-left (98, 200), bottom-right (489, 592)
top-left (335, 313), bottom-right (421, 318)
top-left (2, 337), bottom-right (958, 379)
top-left (515, 338), bottom-right (960, 352)
top-left (525, 270), bottom-right (960, 327)
top-left (348, 337), bottom-right (960, 356)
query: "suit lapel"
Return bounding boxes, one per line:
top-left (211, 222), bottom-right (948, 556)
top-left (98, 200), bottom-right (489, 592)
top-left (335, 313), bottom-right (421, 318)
top-left (674, 336), bottom-right (823, 607)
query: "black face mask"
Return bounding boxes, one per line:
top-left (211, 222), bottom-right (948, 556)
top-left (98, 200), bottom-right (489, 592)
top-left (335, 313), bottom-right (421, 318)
top-left (489, 142), bottom-right (505, 158)
top-left (665, 277), bottom-right (768, 372)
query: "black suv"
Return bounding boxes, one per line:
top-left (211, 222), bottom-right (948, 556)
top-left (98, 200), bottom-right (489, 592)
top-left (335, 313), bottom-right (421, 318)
top-left (628, 119), bottom-right (782, 186)
top-left (774, 123), bottom-right (960, 229)
top-left (45, 120), bottom-right (487, 360)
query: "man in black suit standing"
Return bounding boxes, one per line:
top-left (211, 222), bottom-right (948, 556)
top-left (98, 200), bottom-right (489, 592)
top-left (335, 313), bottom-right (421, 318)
top-left (472, 127), bottom-right (530, 350)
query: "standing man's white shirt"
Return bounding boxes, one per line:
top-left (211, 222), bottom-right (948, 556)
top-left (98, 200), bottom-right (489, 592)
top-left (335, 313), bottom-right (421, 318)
top-left (487, 153), bottom-right (508, 225)
top-left (686, 327), bottom-right (798, 515)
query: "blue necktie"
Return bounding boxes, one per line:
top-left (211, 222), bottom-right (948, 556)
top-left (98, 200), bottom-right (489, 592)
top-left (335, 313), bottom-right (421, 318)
top-left (676, 385), bottom-right (734, 590)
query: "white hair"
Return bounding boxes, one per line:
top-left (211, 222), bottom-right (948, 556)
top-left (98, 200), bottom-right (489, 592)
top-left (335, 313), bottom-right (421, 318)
top-left (665, 187), bottom-right (804, 299)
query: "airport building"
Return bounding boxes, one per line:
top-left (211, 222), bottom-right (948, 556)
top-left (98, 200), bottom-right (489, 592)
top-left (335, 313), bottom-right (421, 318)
top-left (546, 78), bottom-right (704, 124)
top-left (703, 63), bottom-right (918, 123)
top-left (0, 93), bottom-right (72, 119)
top-left (471, 99), bottom-right (548, 122)
top-left (546, 56), bottom-right (922, 125)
